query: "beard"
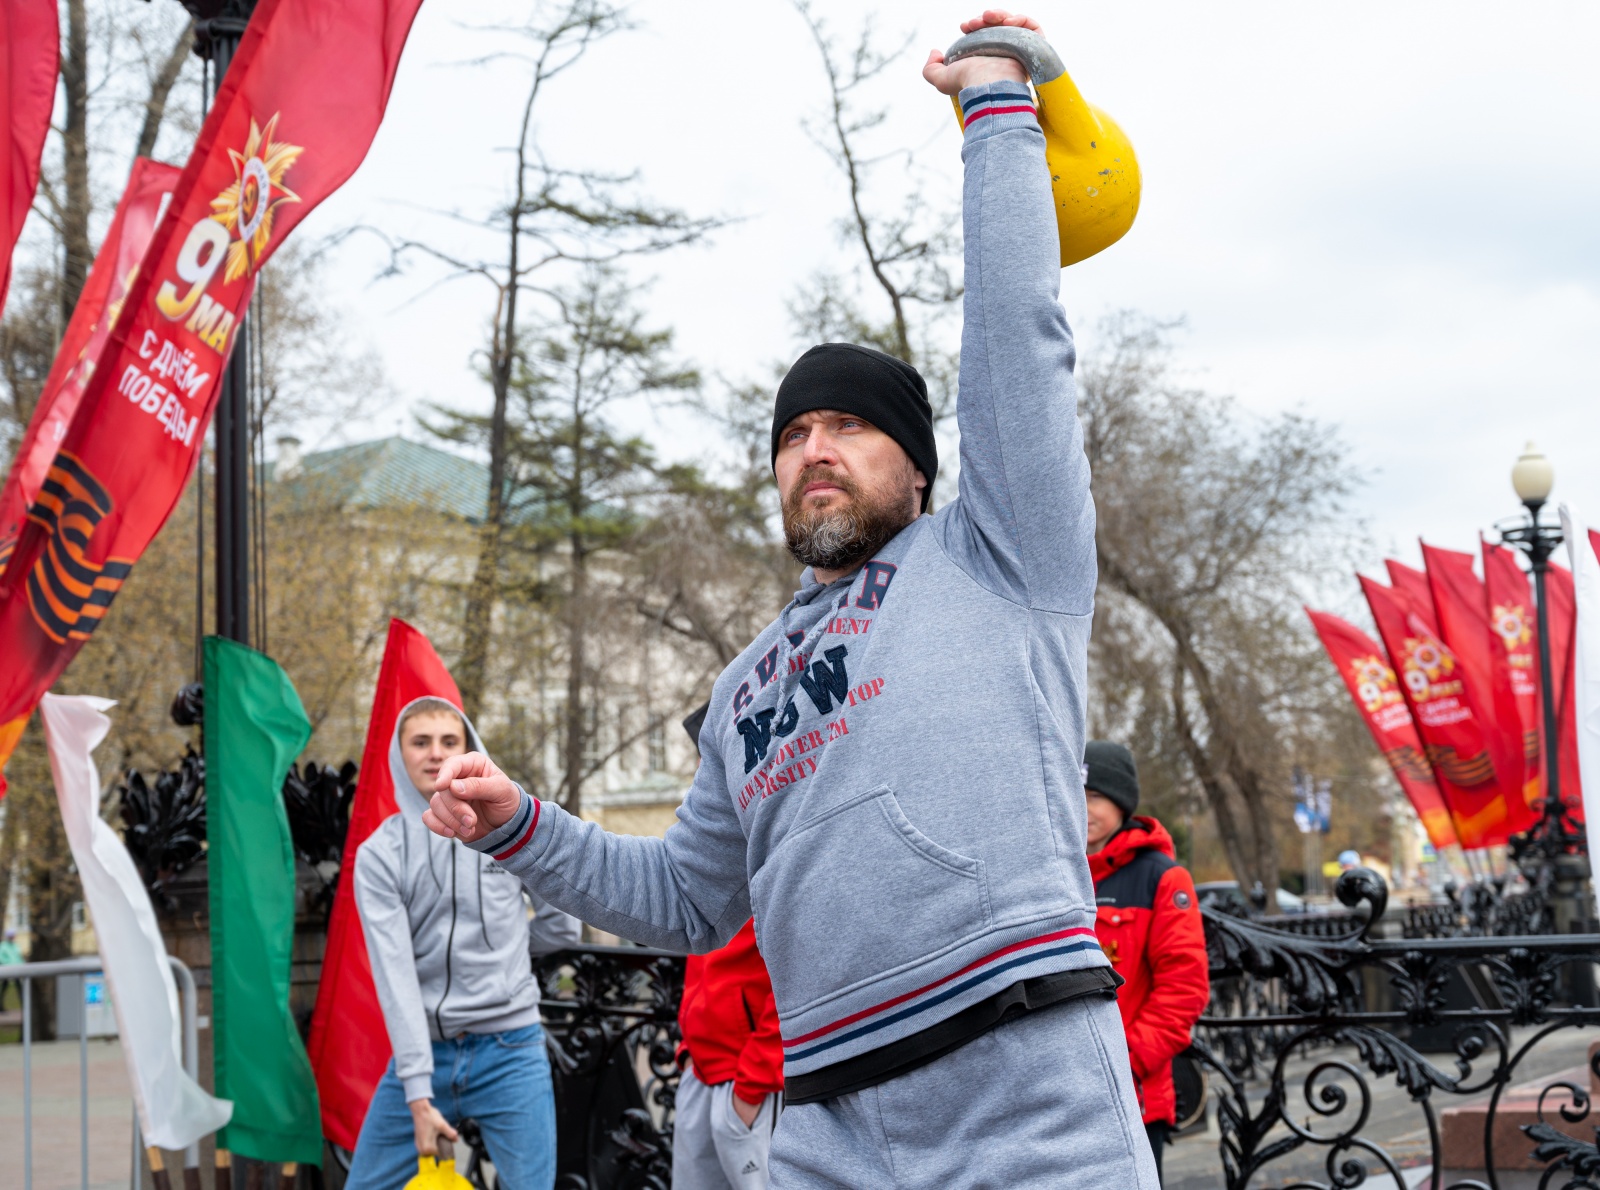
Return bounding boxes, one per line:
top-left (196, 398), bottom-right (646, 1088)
top-left (783, 463), bottom-right (917, 573)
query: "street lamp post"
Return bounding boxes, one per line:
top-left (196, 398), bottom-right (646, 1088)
top-left (180, 0), bottom-right (259, 646)
top-left (1499, 443), bottom-right (1593, 984)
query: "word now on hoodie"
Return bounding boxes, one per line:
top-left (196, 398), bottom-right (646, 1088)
top-left (471, 80), bottom-right (1108, 1081)
top-left (355, 698), bottom-right (580, 1104)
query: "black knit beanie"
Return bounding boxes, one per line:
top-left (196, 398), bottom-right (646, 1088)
top-left (1083, 740), bottom-right (1140, 819)
top-left (682, 701), bottom-right (710, 756)
top-left (771, 343), bottom-right (938, 511)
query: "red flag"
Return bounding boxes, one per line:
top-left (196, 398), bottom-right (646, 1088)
top-left (0, 159), bottom-right (181, 580)
top-left (1482, 541), bottom-right (1540, 793)
top-left (1551, 554), bottom-right (1584, 823)
top-left (0, 0), bottom-right (57, 314)
top-left (307, 619), bottom-right (460, 1150)
top-left (1386, 559), bottom-right (1438, 632)
top-left (1361, 574), bottom-right (1510, 848)
top-left (1423, 543), bottom-right (1536, 832)
top-left (0, 0), bottom-right (426, 788)
top-left (1307, 607), bottom-right (1459, 849)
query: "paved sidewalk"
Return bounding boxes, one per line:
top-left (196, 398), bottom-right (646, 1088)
top-left (0, 1038), bottom-right (135, 1190)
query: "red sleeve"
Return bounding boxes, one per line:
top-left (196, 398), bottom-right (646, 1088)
top-left (1124, 865), bottom-right (1210, 1081)
top-left (732, 983), bottom-right (785, 1103)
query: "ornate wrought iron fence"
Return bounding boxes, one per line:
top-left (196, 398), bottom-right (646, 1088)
top-left (1194, 868), bottom-right (1600, 1189)
top-left (536, 945), bottom-right (685, 1190)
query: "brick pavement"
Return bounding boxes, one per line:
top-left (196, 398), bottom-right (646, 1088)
top-left (0, 1038), bottom-right (134, 1190)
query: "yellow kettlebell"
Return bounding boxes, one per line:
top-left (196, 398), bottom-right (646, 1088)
top-left (404, 1139), bottom-right (473, 1190)
top-left (946, 26), bottom-right (1140, 267)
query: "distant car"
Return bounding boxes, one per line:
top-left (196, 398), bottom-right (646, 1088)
top-left (1195, 881), bottom-right (1306, 917)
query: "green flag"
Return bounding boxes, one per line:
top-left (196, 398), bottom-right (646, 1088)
top-left (204, 636), bottom-right (321, 1163)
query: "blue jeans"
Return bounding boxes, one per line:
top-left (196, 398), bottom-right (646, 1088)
top-left (346, 1023), bottom-right (556, 1190)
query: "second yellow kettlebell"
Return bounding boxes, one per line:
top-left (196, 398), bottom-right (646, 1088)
top-left (403, 1139), bottom-right (473, 1190)
top-left (946, 27), bottom-right (1140, 267)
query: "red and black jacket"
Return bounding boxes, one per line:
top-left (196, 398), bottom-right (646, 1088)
top-left (1089, 815), bottom-right (1210, 1125)
top-left (677, 918), bottom-right (784, 1105)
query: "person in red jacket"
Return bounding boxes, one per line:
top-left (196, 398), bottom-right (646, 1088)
top-left (674, 703), bottom-right (784, 1189)
top-left (1084, 741), bottom-right (1210, 1185)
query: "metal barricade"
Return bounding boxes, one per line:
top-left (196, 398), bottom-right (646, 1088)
top-left (10, 953), bottom-right (202, 1190)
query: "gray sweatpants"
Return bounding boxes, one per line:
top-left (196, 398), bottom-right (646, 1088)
top-left (769, 995), bottom-right (1160, 1189)
top-left (674, 1066), bottom-right (781, 1189)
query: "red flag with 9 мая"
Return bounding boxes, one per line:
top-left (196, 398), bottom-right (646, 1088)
top-left (307, 619), bottom-right (461, 1151)
top-left (1306, 607), bottom-right (1459, 850)
top-left (1360, 574), bottom-right (1510, 848)
top-left (0, 0), bottom-right (426, 790)
top-left (1423, 543), bottom-right (1537, 833)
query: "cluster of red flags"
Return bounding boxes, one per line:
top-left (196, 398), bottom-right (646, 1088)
top-left (1309, 536), bottom-right (1594, 853)
top-left (0, 0), bottom-right (426, 791)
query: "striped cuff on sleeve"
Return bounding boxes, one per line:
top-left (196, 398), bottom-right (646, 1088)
top-left (959, 81), bottom-right (1038, 136)
top-left (467, 788), bottom-right (541, 861)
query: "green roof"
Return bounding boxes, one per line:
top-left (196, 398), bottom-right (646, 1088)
top-left (269, 436), bottom-right (535, 524)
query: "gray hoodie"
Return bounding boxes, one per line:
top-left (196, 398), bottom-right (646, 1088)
top-left (354, 698), bottom-right (581, 1102)
top-left (470, 82), bottom-right (1107, 1080)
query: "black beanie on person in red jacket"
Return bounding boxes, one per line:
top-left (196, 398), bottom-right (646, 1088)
top-left (1084, 739), bottom-right (1140, 819)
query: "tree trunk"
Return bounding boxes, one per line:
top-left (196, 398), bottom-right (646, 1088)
top-left (562, 539), bottom-right (587, 818)
top-left (456, 288), bottom-right (515, 718)
top-left (456, 515), bottom-right (502, 720)
top-left (59, 0), bottom-right (91, 328)
top-left (24, 857), bottom-right (76, 1042)
top-left (134, 21), bottom-right (195, 161)
top-left (1164, 612), bottom-right (1281, 904)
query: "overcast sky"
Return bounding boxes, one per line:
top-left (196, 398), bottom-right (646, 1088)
top-left (295, 0), bottom-right (1600, 606)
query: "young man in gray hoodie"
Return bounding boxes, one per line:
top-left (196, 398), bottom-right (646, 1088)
top-left (345, 697), bottom-right (581, 1190)
top-left (422, 10), bottom-right (1158, 1186)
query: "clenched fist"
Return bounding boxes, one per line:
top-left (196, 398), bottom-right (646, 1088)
top-left (922, 10), bottom-right (1042, 95)
top-left (421, 751), bottom-right (522, 844)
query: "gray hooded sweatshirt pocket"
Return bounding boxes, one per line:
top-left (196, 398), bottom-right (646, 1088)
top-left (353, 698), bottom-right (581, 1102)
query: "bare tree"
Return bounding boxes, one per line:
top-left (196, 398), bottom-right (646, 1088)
top-left (1082, 314), bottom-right (1370, 897)
top-left (791, 1), bottom-right (960, 363)
top-left (371, 0), bottom-right (719, 718)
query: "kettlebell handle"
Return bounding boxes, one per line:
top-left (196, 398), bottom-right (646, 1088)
top-left (434, 1138), bottom-right (454, 1164)
top-left (944, 26), bottom-right (1064, 87)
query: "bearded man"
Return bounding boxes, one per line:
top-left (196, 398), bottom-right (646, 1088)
top-left (422, 10), bottom-right (1158, 1186)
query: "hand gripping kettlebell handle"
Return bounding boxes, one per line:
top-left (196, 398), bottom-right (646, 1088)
top-left (943, 26), bottom-right (1065, 87)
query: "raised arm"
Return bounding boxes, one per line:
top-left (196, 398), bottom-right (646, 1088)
top-left (425, 748), bottom-right (751, 954)
top-left (925, 21), bottom-right (1096, 615)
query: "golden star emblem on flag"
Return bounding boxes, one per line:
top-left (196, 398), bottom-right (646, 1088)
top-left (209, 112), bottom-right (304, 283)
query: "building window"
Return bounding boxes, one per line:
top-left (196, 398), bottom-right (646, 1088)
top-left (648, 716), bottom-right (667, 773)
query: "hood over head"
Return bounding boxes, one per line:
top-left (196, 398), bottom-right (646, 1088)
top-left (1089, 814), bottom-right (1177, 881)
top-left (389, 695), bottom-right (484, 817)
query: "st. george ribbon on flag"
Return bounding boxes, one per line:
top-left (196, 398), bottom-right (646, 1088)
top-left (40, 692), bottom-right (232, 1150)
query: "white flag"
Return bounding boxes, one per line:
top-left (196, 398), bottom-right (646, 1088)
top-left (1559, 506), bottom-right (1600, 918)
top-left (40, 692), bottom-right (232, 1150)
